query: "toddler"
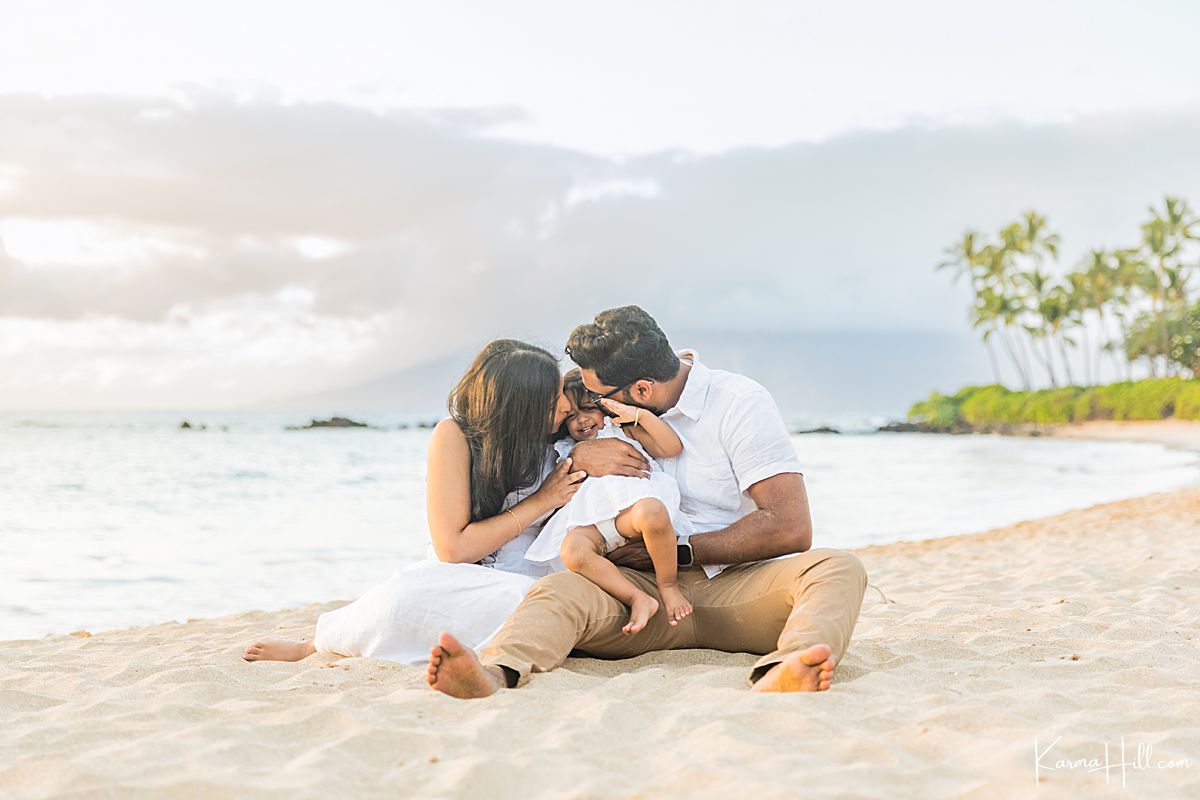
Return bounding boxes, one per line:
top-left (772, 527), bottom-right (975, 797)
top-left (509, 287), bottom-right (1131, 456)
top-left (525, 369), bottom-right (692, 633)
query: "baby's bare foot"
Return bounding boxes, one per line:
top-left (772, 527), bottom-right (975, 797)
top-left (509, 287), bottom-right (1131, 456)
top-left (660, 585), bottom-right (693, 626)
top-left (243, 639), bottom-right (316, 662)
top-left (622, 592), bottom-right (660, 635)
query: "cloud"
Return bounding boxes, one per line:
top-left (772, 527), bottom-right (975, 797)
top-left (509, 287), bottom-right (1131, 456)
top-left (1, 90), bottom-right (1199, 407)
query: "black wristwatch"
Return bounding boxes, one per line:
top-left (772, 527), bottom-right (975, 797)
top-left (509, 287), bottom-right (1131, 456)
top-left (677, 541), bottom-right (694, 568)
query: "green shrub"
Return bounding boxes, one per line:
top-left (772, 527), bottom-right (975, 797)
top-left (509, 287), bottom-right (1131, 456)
top-left (1175, 382), bottom-right (1200, 420)
top-left (960, 385), bottom-right (1017, 426)
top-left (907, 391), bottom-right (964, 428)
top-left (1093, 378), bottom-right (1183, 420)
top-left (1024, 387), bottom-right (1086, 424)
top-left (909, 378), bottom-right (1200, 427)
top-left (1073, 387), bottom-right (1111, 421)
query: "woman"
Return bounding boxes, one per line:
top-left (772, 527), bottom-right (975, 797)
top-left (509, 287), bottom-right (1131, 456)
top-left (243, 339), bottom-right (584, 664)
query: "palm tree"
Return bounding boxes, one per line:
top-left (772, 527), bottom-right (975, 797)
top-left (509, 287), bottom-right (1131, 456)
top-left (1018, 267), bottom-right (1063, 386)
top-left (1044, 284), bottom-right (1077, 385)
top-left (1081, 250), bottom-right (1124, 381)
top-left (1065, 269), bottom-right (1094, 385)
top-left (939, 231), bottom-right (1006, 384)
top-left (1003, 213), bottom-right (1064, 387)
top-left (979, 241), bottom-right (1034, 388)
top-left (1110, 248), bottom-right (1152, 379)
top-left (1140, 196), bottom-right (1199, 375)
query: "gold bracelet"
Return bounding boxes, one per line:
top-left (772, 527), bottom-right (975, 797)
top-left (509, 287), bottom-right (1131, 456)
top-left (505, 508), bottom-right (522, 533)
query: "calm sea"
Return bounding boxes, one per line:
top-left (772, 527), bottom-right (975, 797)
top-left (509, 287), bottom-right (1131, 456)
top-left (2, 410), bottom-right (1196, 640)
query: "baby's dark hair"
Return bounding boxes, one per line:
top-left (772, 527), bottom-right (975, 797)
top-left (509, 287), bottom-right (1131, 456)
top-left (561, 368), bottom-right (587, 407)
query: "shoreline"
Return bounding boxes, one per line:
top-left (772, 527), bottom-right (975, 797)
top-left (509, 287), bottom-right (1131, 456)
top-left (1030, 418), bottom-right (1200, 452)
top-left (3, 422), bottom-right (1199, 797)
top-left (874, 416), bottom-right (1200, 446)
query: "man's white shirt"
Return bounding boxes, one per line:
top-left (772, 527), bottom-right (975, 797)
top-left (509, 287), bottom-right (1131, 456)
top-left (659, 350), bottom-right (804, 577)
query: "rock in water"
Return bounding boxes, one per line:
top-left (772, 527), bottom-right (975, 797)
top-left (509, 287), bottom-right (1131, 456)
top-left (286, 416), bottom-right (369, 430)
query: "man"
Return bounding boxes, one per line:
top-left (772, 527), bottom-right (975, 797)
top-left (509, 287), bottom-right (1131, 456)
top-left (426, 305), bottom-right (867, 696)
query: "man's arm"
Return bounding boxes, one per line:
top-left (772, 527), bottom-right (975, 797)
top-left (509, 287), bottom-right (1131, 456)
top-left (569, 438), bottom-right (651, 478)
top-left (608, 472), bottom-right (811, 569)
top-left (689, 472), bottom-right (811, 564)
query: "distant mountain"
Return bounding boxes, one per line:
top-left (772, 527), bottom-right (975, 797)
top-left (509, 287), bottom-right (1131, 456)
top-left (266, 355), bottom-right (466, 418)
top-left (270, 329), bottom-right (994, 423)
top-left (672, 329), bottom-right (993, 421)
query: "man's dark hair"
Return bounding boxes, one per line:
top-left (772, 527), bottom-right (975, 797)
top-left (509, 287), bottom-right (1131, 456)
top-left (565, 306), bottom-right (681, 387)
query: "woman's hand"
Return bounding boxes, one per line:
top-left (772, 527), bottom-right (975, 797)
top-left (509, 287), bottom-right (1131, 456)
top-left (532, 458), bottom-right (587, 510)
top-left (598, 398), bottom-right (642, 425)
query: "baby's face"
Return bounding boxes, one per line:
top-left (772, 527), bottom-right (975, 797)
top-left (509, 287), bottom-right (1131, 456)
top-left (566, 395), bottom-right (606, 441)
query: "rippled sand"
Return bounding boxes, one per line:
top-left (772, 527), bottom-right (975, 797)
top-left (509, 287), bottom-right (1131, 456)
top-left (3, 426), bottom-right (1199, 798)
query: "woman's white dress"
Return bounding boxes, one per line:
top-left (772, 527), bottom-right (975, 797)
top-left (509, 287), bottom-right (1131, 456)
top-left (524, 419), bottom-right (687, 562)
top-left (313, 455), bottom-right (560, 664)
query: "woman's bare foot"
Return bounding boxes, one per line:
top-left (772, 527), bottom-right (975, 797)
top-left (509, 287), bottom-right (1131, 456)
top-left (243, 639), bottom-right (316, 662)
top-left (426, 632), bottom-right (506, 699)
top-left (751, 644), bottom-right (836, 692)
top-left (660, 585), bottom-right (693, 626)
top-left (622, 591), bottom-right (660, 635)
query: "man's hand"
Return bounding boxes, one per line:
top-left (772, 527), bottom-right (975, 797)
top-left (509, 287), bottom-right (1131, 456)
top-left (570, 438), bottom-right (650, 478)
top-left (606, 540), bottom-right (654, 570)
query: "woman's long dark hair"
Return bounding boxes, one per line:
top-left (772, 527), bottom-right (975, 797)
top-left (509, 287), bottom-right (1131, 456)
top-left (448, 339), bottom-right (561, 523)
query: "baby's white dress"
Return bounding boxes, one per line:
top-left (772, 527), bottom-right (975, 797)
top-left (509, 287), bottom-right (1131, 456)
top-left (524, 418), bottom-right (686, 563)
top-left (313, 454), bottom-right (560, 664)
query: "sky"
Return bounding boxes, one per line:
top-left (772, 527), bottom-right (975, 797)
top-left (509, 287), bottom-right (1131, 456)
top-left (2, 1), bottom-right (1200, 409)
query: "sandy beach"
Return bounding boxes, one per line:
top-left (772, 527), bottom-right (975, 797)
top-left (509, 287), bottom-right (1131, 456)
top-left (3, 423), bottom-right (1198, 799)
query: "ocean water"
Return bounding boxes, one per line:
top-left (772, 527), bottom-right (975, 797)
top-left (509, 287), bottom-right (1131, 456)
top-left (2, 411), bottom-right (1197, 641)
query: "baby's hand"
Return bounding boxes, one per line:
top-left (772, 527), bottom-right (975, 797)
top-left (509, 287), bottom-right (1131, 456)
top-left (598, 398), bottom-right (642, 424)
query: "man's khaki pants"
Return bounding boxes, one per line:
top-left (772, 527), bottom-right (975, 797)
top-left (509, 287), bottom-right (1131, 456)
top-left (479, 548), bottom-right (867, 685)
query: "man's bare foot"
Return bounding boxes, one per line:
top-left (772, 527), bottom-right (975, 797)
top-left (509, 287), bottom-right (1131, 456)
top-left (622, 591), bottom-right (660, 635)
top-left (426, 632), bottom-right (505, 699)
top-left (660, 585), bottom-right (693, 626)
top-left (751, 644), bottom-right (836, 693)
top-left (243, 639), bottom-right (316, 662)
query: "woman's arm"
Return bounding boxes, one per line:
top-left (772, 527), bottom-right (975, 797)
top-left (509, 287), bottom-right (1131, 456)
top-left (426, 419), bottom-right (584, 564)
top-left (425, 419), bottom-right (556, 563)
top-left (599, 399), bottom-right (683, 459)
